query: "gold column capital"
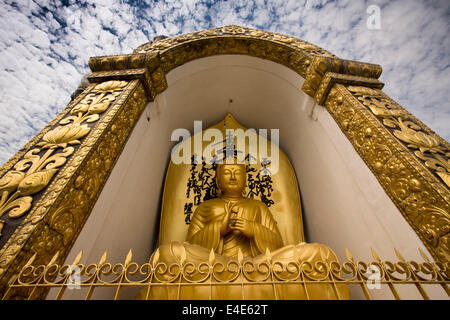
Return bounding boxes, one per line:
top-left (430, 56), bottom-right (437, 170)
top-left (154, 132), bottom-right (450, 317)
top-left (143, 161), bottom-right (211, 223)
top-left (88, 53), bottom-right (167, 99)
top-left (302, 56), bottom-right (384, 104)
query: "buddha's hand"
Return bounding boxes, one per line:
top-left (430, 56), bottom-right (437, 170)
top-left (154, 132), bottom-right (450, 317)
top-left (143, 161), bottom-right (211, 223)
top-left (229, 217), bottom-right (255, 238)
top-left (220, 202), bottom-right (235, 236)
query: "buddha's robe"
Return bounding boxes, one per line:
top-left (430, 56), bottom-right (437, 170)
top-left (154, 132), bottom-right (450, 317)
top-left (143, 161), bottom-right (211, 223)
top-left (187, 198), bottom-right (284, 257)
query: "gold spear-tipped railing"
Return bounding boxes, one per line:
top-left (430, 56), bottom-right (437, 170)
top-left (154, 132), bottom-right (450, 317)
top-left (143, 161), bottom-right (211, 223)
top-left (2, 247), bottom-right (449, 300)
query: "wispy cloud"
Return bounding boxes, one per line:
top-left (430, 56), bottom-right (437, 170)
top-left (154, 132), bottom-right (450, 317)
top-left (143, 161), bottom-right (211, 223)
top-left (0, 0), bottom-right (448, 165)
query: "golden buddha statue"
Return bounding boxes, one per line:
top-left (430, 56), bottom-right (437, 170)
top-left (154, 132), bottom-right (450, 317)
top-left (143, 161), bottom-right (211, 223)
top-left (187, 163), bottom-right (283, 257)
top-left (137, 162), bottom-right (350, 300)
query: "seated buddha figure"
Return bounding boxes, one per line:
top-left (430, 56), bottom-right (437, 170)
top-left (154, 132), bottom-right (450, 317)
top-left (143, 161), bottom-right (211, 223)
top-left (138, 163), bottom-right (350, 300)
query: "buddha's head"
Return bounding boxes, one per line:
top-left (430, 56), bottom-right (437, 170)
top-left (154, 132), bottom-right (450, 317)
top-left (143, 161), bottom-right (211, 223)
top-left (216, 163), bottom-right (246, 197)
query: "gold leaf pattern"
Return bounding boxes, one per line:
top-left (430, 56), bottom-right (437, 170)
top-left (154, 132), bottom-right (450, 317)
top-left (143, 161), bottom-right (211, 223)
top-left (0, 79), bottom-right (130, 263)
top-left (349, 85), bottom-right (449, 188)
top-left (6, 197), bottom-right (33, 219)
top-left (0, 79), bottom-right (136, 297)
top-left (38, 124), bottom-right (90, 149)
top-left (0, 171), bottom-right (25, 195)
top-left (0, 28), bottom-right (448, 299)
top-left (437, 172), bottom-right (450, 187)
top-left (92, 80), bottom-right (128, 92)
top-left (17, 169), bottom-right (58, 196)
top-left (393, 119), bottom-right (443, 154)
top-left (328, 85), bottom-right (450, 264)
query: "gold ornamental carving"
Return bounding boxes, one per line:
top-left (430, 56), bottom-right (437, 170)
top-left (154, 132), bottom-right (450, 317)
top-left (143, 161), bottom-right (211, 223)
top-left (86, 25), bottom-right (449, 264)
top-left (0, 81), bottom-right (127, 240)
top-left (0, 80), bottom-right (147, 298)
top-left (324, 84), bottom-right (449, 263)
top-left (347, 85), bottom-right (450, 189)
top-left (134, 25), bottom-right (337, 60)
top-left (1, 24), bottom-right (449, 298)
top-left (89, 25), bottom-right (384, 103)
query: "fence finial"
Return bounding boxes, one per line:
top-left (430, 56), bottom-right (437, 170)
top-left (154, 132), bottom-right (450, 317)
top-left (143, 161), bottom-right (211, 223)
top-left (179, 245), bottom-right (186, 265)
top-left (345, 248), bottom-right (354, 262)
top-left (48, 251), bottom-right (60, 266)
top-left (72, 250), bottom-right (83, 265)
top-left (237, 248), bottom-right (244, 264)
top-left (394, 248), bottom-right (406, 263)
top-left (208, 248), bottom-right (215, 265)
top-left (24, 253), bottom-right (37, 267)
top-left (124, 249), bottom-right (133, 266)
top-left (151, 248), bottom-right (160, 266)
top-left (98, 251), bottom-right (108, 265)
top-left (418, 248), bottom-right (431, 263)
top-left (265, 247), bottom-right (272, 262)
top-left (370, 247), bottom-right (381, 262)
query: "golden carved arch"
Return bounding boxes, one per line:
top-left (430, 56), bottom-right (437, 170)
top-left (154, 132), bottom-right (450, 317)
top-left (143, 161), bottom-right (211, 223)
top-left (0, 25), bottom-right (448, 298)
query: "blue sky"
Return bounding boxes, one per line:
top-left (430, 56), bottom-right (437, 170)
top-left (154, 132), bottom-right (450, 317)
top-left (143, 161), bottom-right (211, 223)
top-left (0, 0), bottom-right (449, 165)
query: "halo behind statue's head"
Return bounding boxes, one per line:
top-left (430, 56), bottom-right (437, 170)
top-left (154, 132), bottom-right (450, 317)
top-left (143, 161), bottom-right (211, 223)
top-left (159, 114), bottom-right (304, 245)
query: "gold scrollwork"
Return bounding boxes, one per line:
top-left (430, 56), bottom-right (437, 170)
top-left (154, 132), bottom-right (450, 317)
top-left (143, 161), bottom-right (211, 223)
top-left (0, 80), bottom-right (146, 299)
top-left (0, 80), bottom-right (128, 239)
top-left (325, 84), bottom-right (449, 263)
top-left (1, 26), bottom-right (449, 299)
top-left (347, 86), bottom-right (450, 189)
top-left (3, 247), bottom-right (449, 300)
top-left (133, 25), bottom-right (336, 59)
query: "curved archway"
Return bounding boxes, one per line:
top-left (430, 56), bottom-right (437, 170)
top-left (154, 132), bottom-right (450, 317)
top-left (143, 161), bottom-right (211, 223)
top-left (58, 54), bottom-right (430, 300)
top-left (1, 26), bottom-right (448, 299)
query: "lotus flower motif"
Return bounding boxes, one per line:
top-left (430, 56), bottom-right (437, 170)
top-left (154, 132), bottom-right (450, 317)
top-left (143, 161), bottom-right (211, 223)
top-left (38, 124), bottom-right (90, 149)
top-left (71, 103), bottom-right (90, 115)
top-left (17, 169), bottom-right (58, 196)
top-left (91, 80), bottom-right (128, 93)
top-left (394, 121), bottom-right (442, 153)
top-left (88, 101), bottom-right (112, 115)
top-left (0, 171), bottom-right (25, 194)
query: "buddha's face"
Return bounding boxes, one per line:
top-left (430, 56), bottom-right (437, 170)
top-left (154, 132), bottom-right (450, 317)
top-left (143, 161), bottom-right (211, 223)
top-left (216, 164), bottom-right (246, 196)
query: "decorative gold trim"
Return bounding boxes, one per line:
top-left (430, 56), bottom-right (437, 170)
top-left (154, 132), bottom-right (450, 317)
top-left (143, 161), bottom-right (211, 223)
top-left (4, 247), bottom-right (449, 300)
top-left (0, 85), bottom-right (96, 178)
top-left (313, 72), bottom-right (384, 105)
top-left (0, 80), bottom-right (148, 297)
top-left (324, 84), bottom-right (449, 263)
top-left (0, 25), bottom-right (448, 297)
top-left (0, 81), bottom-right (128, 245)
top-left (87, 25), bottom-right (384, 102)
top-left (88, 52), bottom-right (159, 73)
top-left (302, 56), bottom-right (382, 99)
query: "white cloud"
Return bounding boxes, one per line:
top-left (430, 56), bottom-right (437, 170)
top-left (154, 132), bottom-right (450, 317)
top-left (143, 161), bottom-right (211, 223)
top-left (0, 0), bottom-right (448, 166)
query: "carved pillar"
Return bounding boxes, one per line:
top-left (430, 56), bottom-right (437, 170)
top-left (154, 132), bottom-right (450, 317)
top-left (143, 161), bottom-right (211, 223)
top-left (0, 53), bottom-right (166, 297)
top-left (301, 57), bottom-right (450, 264)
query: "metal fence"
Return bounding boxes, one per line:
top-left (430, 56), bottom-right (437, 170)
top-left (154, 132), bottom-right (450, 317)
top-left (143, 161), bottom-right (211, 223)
top-left (3, 247), bottom-right (449, 300)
